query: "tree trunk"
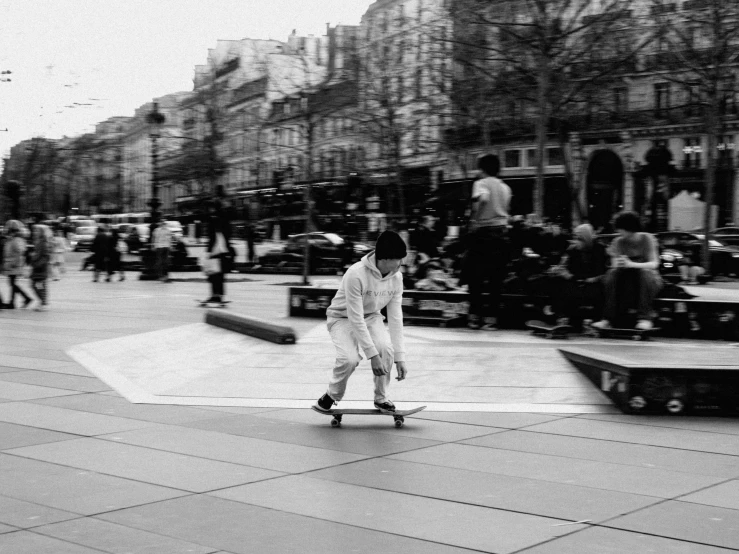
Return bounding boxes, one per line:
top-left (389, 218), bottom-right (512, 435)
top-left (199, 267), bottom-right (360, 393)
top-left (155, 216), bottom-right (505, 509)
top-left (534, 56), bottom-right (550, 218)
top-left (703, 114), bottom-right (717, 274)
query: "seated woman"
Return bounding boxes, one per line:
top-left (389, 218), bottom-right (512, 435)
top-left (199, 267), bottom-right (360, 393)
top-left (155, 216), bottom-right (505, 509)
top-left (546, 223), bottom-right (608, 330)
top-left (592, 211), bottom-right (663, 331)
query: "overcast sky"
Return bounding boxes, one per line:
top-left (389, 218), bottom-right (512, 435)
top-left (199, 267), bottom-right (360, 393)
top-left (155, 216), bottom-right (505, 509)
top-left (0, 0), bottom-right (370, 169)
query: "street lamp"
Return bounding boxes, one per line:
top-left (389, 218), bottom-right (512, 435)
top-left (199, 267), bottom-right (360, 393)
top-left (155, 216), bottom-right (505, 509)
top-left (139, 102), bottom-right (166, 280)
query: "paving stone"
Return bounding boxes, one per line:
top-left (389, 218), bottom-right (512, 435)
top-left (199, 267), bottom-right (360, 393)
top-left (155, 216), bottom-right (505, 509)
top-left (0, 402), bottom-right (154, 436)
top-left (308, 457), bottom-right (661, 522)
top-left (608, 501), bottom-right (739, 550)
top-left (183, 413), bottom-right (442, 456)
top-left (0, 495), bottom-right (79, 529)
top-left (0, 530), bottom-right (104, 553)
top-left (0, 371), bottom-right (110, 393)
top-left (0, 454), bottom-right (187, 515)
top-left (390, 443), bottom-right (725, 498)
top-left (33, 393), bottom-right (232, 425)
top-left (0, 381), bottom-right (80, 401)
top-left (99, 424), bottom-right (370, 473)
top-left (525, 417), bottom-right (739, 456)
top-left (0, 421), bottom-right (78, 451)
top-left (679, 480), bottom-right (739, 511)
top-left (212, 475), bottom-right (589, 553)
top-left (521, 526), bottom-right (738, 553)
top-left (464, 430), bottom-right (739, 478)
top-left (98, 494), bottom-right (478, 554)
top-left (416, 412), bottom-right (570, 428)
top-left (0, 523), bottom-right (17, 534)
top-left (34, 517), bottom-right (216, 554)
top-left (7, 437), bottom-right (284, 493)
top-left (579, 413), bottom-right (739, 436)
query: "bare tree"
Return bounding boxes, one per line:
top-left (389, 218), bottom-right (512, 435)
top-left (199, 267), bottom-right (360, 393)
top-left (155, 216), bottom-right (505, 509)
top-left (440, 0), bottom-right (651, 222)
top-left (650, 0), bottom-right (739, 273)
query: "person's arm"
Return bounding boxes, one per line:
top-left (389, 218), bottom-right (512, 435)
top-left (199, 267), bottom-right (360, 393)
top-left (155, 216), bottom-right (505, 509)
top-left (621, 234), bottom-right (659, 270)
top-left (385, 278), bottom-right (407, 380)
top-left (468, 180), bottom-right (490, 230)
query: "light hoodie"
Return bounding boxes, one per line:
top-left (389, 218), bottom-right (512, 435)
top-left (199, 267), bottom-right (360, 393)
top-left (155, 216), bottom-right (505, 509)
top-left (326, 252), bottom-right (405, 362)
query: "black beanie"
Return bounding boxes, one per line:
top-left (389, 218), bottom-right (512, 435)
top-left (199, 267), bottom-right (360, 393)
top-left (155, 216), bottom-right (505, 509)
top-left (374, 230), bottom-right (407, 260)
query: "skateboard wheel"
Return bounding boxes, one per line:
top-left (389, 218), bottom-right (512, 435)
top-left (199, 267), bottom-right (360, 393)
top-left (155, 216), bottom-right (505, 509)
top-left (331, 418), bottom-right (341, 428)
top-left (665, 398), bottom-right (685, 414)
top-left (628, 396), bottom-right (647, 411)
top-left (394, 419), bottom-right (403, 428)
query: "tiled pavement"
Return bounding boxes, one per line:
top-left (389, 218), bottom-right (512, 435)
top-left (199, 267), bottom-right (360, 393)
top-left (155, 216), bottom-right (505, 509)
top-left (1, 258), bottom-right (738, 553)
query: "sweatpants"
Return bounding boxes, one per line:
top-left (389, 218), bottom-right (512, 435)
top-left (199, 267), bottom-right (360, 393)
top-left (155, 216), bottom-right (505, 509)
top-left (326, 314), bottom-right (394, 404)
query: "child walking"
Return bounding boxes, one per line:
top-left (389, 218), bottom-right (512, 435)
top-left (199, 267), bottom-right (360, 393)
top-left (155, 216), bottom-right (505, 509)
top-left (314, 230), bottom-right (409, 413)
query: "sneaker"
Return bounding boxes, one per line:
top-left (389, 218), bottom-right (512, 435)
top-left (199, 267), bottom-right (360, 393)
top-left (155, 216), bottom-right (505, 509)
top-left (314, 393), bottom-right (335, 412)
top-left (636, 319), bottom-right (653, 331)
top-left (22, 298), bottom-right (33, 309)
top-left (481, 318), bottom-right (498, 331)
top-left (556, 317), bottom-right (570, 327)
top-left (591, 320), bottom-right (611, 330)
top-left (467, 315), bottom-right (482, 330)
top-left (34, 305), bottom-right (48, 312)
top-left (374, 400), bottom-right (396, 413)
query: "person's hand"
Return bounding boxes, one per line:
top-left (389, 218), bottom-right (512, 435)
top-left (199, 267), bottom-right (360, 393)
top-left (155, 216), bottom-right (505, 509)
top-left (370, 355), bottom-right (388, 376)
top-left (395, 361), bottom-right (408, 381)
top-left (619, 256), bottom-right (636, 269)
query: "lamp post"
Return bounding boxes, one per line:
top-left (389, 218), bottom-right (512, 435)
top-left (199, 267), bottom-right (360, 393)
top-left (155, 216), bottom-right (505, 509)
top-left (139, 102), bottom-right (166, 280)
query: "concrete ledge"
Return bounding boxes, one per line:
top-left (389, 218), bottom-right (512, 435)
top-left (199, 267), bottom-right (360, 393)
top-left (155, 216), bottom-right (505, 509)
top-left (205, 310), bottom-right (297, 344)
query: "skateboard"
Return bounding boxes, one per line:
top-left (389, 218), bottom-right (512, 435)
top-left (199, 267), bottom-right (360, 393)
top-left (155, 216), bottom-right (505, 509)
top-left (196, 299), bottom-right (231, 308)
top-left (311, 405), bottom-right (427, 428)
top-left (590, 324), bottom-right (659, 341)
top-left (526, 320), bottom-right (573, 339)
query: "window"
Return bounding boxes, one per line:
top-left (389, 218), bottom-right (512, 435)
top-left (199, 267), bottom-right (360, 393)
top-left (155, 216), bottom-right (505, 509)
top-left (683, 137), bottom-right (701, 169)
top-left (654, 82), bottom-right (670, 117)
top-left (547, 147), bottom-right (564, 166)
top-left (717, 135), bottom-right (735, 166)
top-left (525, 148), bottom-right (538, 168)
top-left (686, 82), bottom-right (702, 116)
top-left (504, 149), bottom-right (522, 168)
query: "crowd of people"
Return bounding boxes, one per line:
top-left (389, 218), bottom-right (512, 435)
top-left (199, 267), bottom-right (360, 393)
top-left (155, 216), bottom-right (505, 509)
top-left (406, 153), bottom-right (671, 332)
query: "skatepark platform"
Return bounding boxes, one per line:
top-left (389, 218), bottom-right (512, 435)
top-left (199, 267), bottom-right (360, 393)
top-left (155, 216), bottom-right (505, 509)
top-left (560, 345), bottom-right (739, 416)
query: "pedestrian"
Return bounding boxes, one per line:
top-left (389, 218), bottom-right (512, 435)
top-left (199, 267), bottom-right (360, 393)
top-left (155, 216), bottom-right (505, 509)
top-left (592, 211), bottom-right (663, 331)
top-left (246, 223), bottom-right (255, 264)
top-left (461, 153), bottom-right (512, 330)
top-left (107, 227), bottom-right (125, 281)
top-left (201, 211), bottom-right (232, 304)
top-left (314, 230), bottom-right (409, 414)
top-left (50, 228), bottom-right (69, 280)
top-left (2, 220), bottom-right (33, 309)
top-left (90, 226), bottom-right (110, 282)
top-left (152, 221), bottom-right (172, 282)
top-left (29, 224), bottom-right (52, 311)
top-left (0, 227), bottom-right (7, 308)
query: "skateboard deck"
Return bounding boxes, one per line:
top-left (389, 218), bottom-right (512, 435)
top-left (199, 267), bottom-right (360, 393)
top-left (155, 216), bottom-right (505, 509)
top-left (590, 325), bottom-right (659, 341)
top-left (526, 320), bottom-right (573, 339)
top-left (196, 299), bottom-right (231, 307)
top-left (311, 405), bottom-right (426, 428)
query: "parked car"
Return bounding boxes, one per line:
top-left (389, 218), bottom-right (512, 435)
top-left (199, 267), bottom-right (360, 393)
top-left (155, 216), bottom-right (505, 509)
top-left (711, 226), bottom-right (739, 247)
top-left (656, 231), bottom-right (739, 277)
top-left (71, 226), bottom-right (98, 251)
top-left (259, 232), bottom-right (372, 270)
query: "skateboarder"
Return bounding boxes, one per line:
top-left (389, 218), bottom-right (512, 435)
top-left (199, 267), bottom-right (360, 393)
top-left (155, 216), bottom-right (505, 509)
top-left (314, 230), bottom-right (409, 413)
